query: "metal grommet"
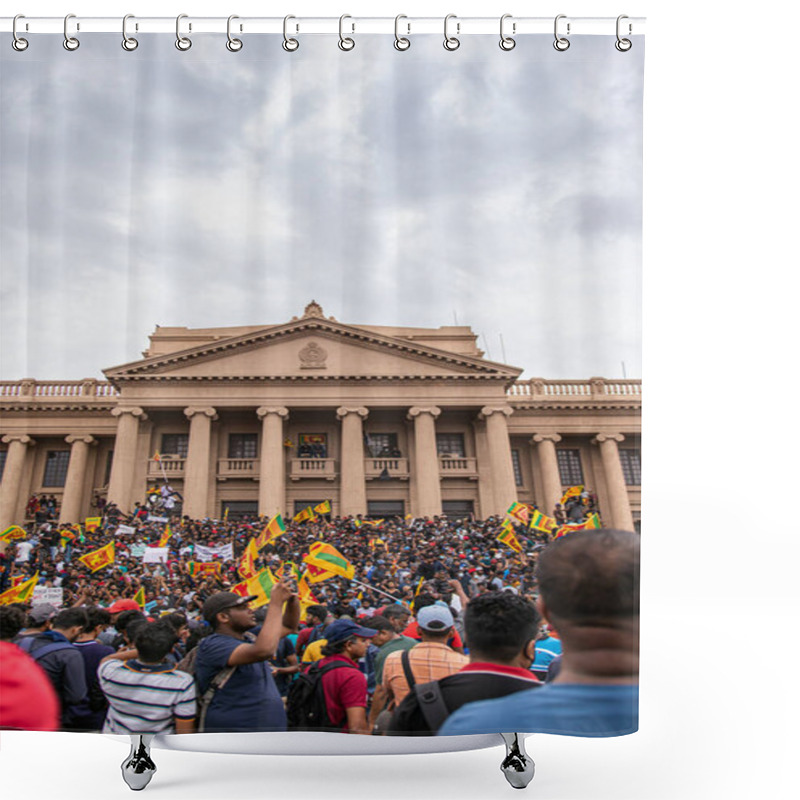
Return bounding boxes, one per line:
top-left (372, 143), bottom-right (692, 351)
top-left (226, 15), bottom-right (243, 52)
top-left (175, 14), bottom-right (192, 51)
top-left (443, 14), bottom-right (460, 51)
top-left (12, 15), bottom-right (29, 51)
top-left (553, 14), bottom-right (570, 51)
top-left (122, 14), bottom-right (138, 51)
top-left (394, 14), bottom-right (410, 51)
top-left (63, 13), bottom-right (80, 51)
top-left (282, 15), bottom-right (299, 51)
top-left (499, 14), bottom-right (516, 51)
top-left (338, 14), bottom-right (355, 51)
top-left (615, 15), bottom-right (632, 52)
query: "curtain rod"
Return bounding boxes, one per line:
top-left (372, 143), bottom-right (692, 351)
top-left (1, 16), bottom-right (645, 37)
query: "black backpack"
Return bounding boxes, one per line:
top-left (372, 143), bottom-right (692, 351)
top-left (286, 660), bottom-right (357, 731)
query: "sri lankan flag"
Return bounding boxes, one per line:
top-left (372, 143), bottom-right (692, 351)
top-left (232, 567), bottom-right (276, 608)
top-left (414, 576), bottom-right (425, 596)
top-left (133, 586), bottom-right (146, 608)
top-left (314, 500), bottom-right (331, 515)
top-left (303, 562), bottom-right (337, 584)
top-left (529, 509), bottom-right (557, 533)
top-left (266, 514), bottom-right (287, 543)
top-left (303, 541), bottom-right (354, 580)
top-left (368, 537), bottom-right (386, 549)
top-left (84, 517), bottom-right (102, 532)
top-left (293, 506), bottom-right (316, 524)
top-left (79, 542), bottom-right (115, 573)
top-left (560, 485), bottom-right (584, 505)
top-left (158, 525), bottom-right (173, 548)
top-left (238, 538), bottom-right (259, 580)
top-left (0, 572), bottom-right (39, 605)
top-left (497, 521), bottom-right (523, 553)
top-left (0, 525), bottom-right (27, 542)
top-left (582, 512), bottom-right (602, 530)
top-left (506, 502), bottom-right (529, 525)
top-left (188, 561), bottom-right (222, 578)
top-left (59, 527), bottom-right (77, 548)
top-left (363, 519), bottom-right (384, 527)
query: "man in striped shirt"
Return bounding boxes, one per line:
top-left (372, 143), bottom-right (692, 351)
top-left (98, 620), bottom-right (196, 734)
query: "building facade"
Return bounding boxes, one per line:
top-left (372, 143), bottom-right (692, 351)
top-left (0, 302), bottom-right (641, 530)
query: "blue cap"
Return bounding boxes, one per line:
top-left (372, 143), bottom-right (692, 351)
top-left (324, 618), bottom-right (378, 644)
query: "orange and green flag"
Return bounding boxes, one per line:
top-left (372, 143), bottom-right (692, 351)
top-left (0, 525), bottom-right (27, 542)
top-left (238, 538), bottom-right (259, 580)
top-left (303, 541), bottom-right (355, 580)
top-left (158, 525), bottom-right (172, 548)
top-left (560, 485), bottom-right (584, 505)
top-left (529, 509), bottom-right (557, 533)
top-left (506, 502), bottom-right (529, 525)
top-left (0, 572), bottom-right (39, 605)
top-left (363, 519), bottom-right (384, 528)
top-left (314, 500), bottom-right (331, 515)
top-left (133, 586), bottom-right (146, 608)
top-left (79, 542), bottom-right (115, 573)
top-left (265, 514), bottom-right (287, 543)
top-left (84, 517), bottom-right (102, 532)
top-left (497, 525), bottom-right (523, 553)
top-left (189, 561), bottom-right (222, 578)
top-left (232, 567), bottom-right (277, 608)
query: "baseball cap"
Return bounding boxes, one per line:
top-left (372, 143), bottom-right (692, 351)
top-left (107, 598), bottom-right (141, 614)
top-left (323, 619), bottom-right (378, 644)
top-left (28, 603), bottom-right (58, 624)
top-left (202, 592), bottom-right (258, 624)
top-left (417, 605), bottom-right (454, 632)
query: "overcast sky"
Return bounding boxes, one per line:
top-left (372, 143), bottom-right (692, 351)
top-left (0, 33), bottom-right (643, 381)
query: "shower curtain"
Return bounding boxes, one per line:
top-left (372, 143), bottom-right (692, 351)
top-left (0, 20), bottom-right (644, 741)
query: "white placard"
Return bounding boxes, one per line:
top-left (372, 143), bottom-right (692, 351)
top-left (147, 515), bottom-right (169, 523)
top-left (143, 547), bottom-right (169, 563)
top-left (194, 543), bottom-right (233, 562)
top-left (128, 544), bottom-right (147, 558)
top-left (32, 586), bottom-right (64, 607)
top-left (116, 525), bottom-right (136, 535)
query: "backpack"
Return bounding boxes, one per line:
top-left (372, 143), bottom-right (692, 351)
top-left (286, 660), bottom-right (358, 731)
top-left (17, 636), bottom-right (74, 661)
top-left (398, 648), bottom-right (452, 732)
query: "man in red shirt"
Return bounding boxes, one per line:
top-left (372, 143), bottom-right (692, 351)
top-left (316, 619), bottom-right (377, 734)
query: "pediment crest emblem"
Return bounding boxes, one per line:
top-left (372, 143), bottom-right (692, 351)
top-left (298, 340), bottom-right (327, 370)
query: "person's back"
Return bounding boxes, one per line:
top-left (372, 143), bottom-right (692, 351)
top-left (439, 529), bottom-right (640, 737)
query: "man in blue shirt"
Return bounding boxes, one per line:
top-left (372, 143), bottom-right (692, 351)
top-left (439, 528), bottom-right (639, 737)
top-left (195, 579), bottom-right (299, 732)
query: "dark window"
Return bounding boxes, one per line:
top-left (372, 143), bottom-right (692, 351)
top-left (221, 501), bottom-right (258, 521)
top-left (294, 500), bottom-right (323, 515)
top-left (43, 451), bottom-right (71, 487)
top-left (619, 449), bottom-right (642, 485)
top-left (441, 500), bottom-right (474, 517)
top-left (511, 449), bottom-right (523, 486)
top-left (556, 449), bottom-right (584, 486)
top-left (367, 500), bottom-right (404, 517)
top-left (364, 433), bottom-right (399, 457)
top-left (436, 433), bottom-right (465, 457)
top-left (228, 434), bottom-right (258, 459)
top-left (0, 450), bottom-right (6, 482)
top-left (161, 433), bottom-right (189, 457)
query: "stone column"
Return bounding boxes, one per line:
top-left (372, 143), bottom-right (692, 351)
top-left (479, 406), bottom-right (517, 516)
top-left (0, 434), bottom-right (35, 529)
top-left (593, 433), bottom-right (635, 531)
top-left (59, 435), bottom-right (96, 525)
top-left (337, 407), bottom-right (368, 517)
top-left (183, 407), bottom-right (218, 520)
top-left (257, 406), bottom-right (289, 519)
top-left (531, 433), bottom-right (563, 518)
top-left (107, 407), bottom-right (147, 513)
top-left (407, 406), bottom-right (442, 518)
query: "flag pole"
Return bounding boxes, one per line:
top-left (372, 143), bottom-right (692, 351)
top-left (348, 577), bottom-right (405, 605)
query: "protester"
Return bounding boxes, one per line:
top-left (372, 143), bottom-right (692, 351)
top-left (439, 529), bottom-right (640, 736)
top-left (0, 605), bottom-right (27, 641)
top-left (0, 640), bottom-right (61, 730)
top-left (14, 602), bottom-right (57, 641)
top-left (366, 615), bottom-right (416, 731)
top-left (98, 620), bottom-right (196, 734)
top-left (194, 579), bottom-right (299, 732)
top-left (70, 606), bottom-right (115, 730)
top-left (388, 591), bottom-right (543, 735)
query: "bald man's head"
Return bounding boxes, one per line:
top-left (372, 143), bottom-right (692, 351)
top-left (535, 529), bottom-right (639, 627)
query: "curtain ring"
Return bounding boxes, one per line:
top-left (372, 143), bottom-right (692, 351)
top-left (615, 15), bottom-right (632, 52)
top-left (443, 14), bottom-right (460, 51)
top-left (338, 14), bottom-right (355, 51)
top-left (553, 14), bottom-right (570, 51)
top-left (499, 14), bottom-right (516, 51)
top-left (122, 15), bottom-right (138, 51)
top-left (394, 14), bottom-right (410, 51)
top-left (175, 14), bottom-right (192, 51)
top-left (282, 15), bottom-right (299, 51)
top-left (12, 15), bottom-right (29, 52)
top-left (226, 15), bottom-right (243, 52)
top-left (63, 13), bottom-right (80, 51)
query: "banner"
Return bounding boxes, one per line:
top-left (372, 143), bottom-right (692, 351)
top-left (143, 547), bottom-right (169, 564)
top-left (32, 586), bottom-right (64, 608)
top-left (147, 515), bottom-right (169, 523)
top-left (116, 525), bottom-right (136, 535)
top-left (195, 543), bottom-right (234, 562)
top-left (128, 543), bottom-right (147, 558)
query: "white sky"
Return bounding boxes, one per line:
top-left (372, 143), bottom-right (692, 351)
top-left (0, 28), bottom-right (642, 381)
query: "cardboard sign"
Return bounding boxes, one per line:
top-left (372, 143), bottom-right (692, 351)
top-left (32, 586), bottom-right (64, 608)
top-left (142, 547), bottom-right (169, 563)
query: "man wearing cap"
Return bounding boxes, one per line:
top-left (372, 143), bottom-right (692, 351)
top-left (381, 605), bottom-right (468, 711)
top-left (194, 579), bottom-right (299, 732)
top-left (13, 603), bottom-right (57, 642)
top-left (314, 618), bottom-right (377, 734)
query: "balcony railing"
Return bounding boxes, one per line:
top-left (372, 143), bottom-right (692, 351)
top-left (218, 458), bottom-right (258, 479)
top-left (290, 458), bottom-right (337, 481)
top-left (507, 378), bottom-right (641, 399)
top-left (365, 457), bottom-right (410, 480)
top-left (438, 456), bottom-right (478, 478)
top-left (0, 379), bottom-right (118, 398)
top-left (147, 457), bottom-right (186, 478)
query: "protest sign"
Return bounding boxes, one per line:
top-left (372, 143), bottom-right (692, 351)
top-left (32, 586), bottom-right (64, 607)
top-left (143, 547), bottom-right (169, 564)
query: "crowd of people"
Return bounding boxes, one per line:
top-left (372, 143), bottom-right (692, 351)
top-left (0, 491), bottom-right (637, 738)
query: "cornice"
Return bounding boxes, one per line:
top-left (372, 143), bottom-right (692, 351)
top-left (0, 404), bottom-right (116, 413)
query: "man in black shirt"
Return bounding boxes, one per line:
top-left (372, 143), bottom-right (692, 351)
top-left (387, 591), bottom-right (543, 735)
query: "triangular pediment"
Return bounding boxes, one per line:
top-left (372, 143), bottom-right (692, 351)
top-left (104, 318), bottom-right (521, 384)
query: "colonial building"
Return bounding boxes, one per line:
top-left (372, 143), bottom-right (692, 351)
top-left (0, 302), bottom-right (641, 530)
